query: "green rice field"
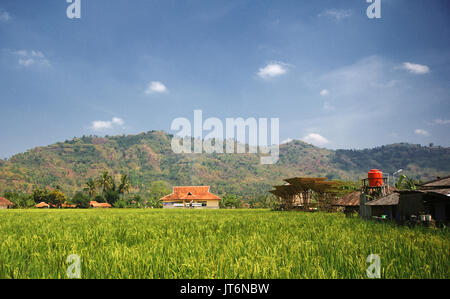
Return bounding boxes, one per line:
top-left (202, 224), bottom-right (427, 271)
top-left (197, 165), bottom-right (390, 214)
top-left (0, 209), bottom-right (448, 279)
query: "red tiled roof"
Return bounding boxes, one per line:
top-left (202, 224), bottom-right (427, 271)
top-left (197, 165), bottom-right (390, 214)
top-left (36, 202), bottom-right (50, 208)
top-left (0, 197), bottom-right (14, 207)
top-left (160, 186), bottom-right (221, 201)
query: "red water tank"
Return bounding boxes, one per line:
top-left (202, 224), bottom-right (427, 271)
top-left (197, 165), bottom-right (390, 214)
top-left (368, 169), bottom-right (383, 187)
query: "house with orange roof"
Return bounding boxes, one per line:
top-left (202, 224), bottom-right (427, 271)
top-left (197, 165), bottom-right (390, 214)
top-left (36, 202), bottom-right (75, 209)
top-left (62, 203), bottom-right (76, 208)
top-left (0, 197), bottom-right (14, 209)
top-left (160, 186), bottom-right (221, 209)
top-left (36, 202), bottom-right (50, 209)
top-left (89, 201), bottom-right (112, 208)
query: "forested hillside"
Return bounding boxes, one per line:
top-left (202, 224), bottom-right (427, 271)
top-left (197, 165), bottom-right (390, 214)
top-left (0, 131), bottom-right (448, 197)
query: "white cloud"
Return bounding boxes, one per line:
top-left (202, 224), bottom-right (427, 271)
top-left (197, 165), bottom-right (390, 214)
top-left (13, 50), bottom-right (50, 67)
top-left (111, 117), bottom-right (124, 126)
top-left (18, 59), bottom-right (35, 67)
top-left (91, 117), bottom-right (125, 131)
top-left (401, 62), bottom-right (430, 74)
top-left (281, 138), bottom-right (293, 144)
top-left (145, 81), bottom-right (168, 94)
top-left (320, 89), bottom-right (329, 96)
top-left (30, 50), bottom-right (44, 58)
top-left (286, 55), bottom-right (444, 149)
top-left (91, 121), bottom-right (113, 131)
top-left (0, 10), bottom-right (11, 22)
top-left (257, 63), bottom-right (288, 79)
top-left (434, 119), bottom-right (450, 125)
top-left (302, 133), bottom-right (330, 146)
top-left (414, 129), bottom-right (430, 136)
top-left (318, 9), bottom-right (352, 21)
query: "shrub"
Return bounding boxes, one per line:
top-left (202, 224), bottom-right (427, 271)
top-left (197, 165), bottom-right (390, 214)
top-left (70, 192), bottom-right (90, 209)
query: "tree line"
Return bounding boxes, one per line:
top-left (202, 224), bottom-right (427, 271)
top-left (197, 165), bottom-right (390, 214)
top-left (2, 172), bottom-right (171, 209)
top-left (3, 174), bottom-right (379, 210)
top-left (2, 171), bottom-right (280, 209)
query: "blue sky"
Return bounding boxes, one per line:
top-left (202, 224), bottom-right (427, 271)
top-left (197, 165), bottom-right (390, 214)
top-left (0, 0), bottom-right (449, 158)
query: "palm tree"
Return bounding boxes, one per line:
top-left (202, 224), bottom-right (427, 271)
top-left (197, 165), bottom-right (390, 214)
top-left (118, 174), bottom-right (131, 195)
top-left (85, 178), bottom-right (97, 197)
top-left (97, 171), bottom-right (115, 194)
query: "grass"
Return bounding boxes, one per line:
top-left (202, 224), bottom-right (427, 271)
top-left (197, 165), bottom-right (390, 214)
top-left (0, 209), bottom-right (448, 279)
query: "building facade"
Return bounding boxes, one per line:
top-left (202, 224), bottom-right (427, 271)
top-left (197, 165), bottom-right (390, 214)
top-left (160, 186), bottom-right (220, 209)
top-left (364, 176), bottom-right (450, 225)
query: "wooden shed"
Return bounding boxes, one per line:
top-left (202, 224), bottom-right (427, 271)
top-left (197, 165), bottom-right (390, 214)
top-left (333, 191), bottom-right (360, 216)
top-left (365, 192), bottom-right (400, 220)
top-left (422, 188), bottom-right (450, 223)
top-left (418, 176), bottom-right (450, 224)
top-left (365, 186), bottom-right (450, 225)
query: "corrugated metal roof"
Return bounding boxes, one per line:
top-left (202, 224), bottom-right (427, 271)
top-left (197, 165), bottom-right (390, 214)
top-left (333, 187), bottom-right (399, 207)
top-left (333, 191), bottom-right (360, 207)
top-left (366, 193), bottom-right (400, 206)
top-left (426, 188), bottom-right (450, 197)
top-left (421, 176), bottom-right (450, 187)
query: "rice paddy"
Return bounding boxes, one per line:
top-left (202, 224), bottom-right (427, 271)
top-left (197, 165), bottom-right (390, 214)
top-left (0, 209), bottom-right (448, 279)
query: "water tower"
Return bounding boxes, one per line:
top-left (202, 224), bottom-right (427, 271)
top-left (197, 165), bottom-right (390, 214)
top-left (360, 169), bottom-right (389, 218)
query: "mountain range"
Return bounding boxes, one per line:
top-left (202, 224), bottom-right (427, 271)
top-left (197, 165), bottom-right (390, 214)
top-left (0, 131), bottom-right (449, 197)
